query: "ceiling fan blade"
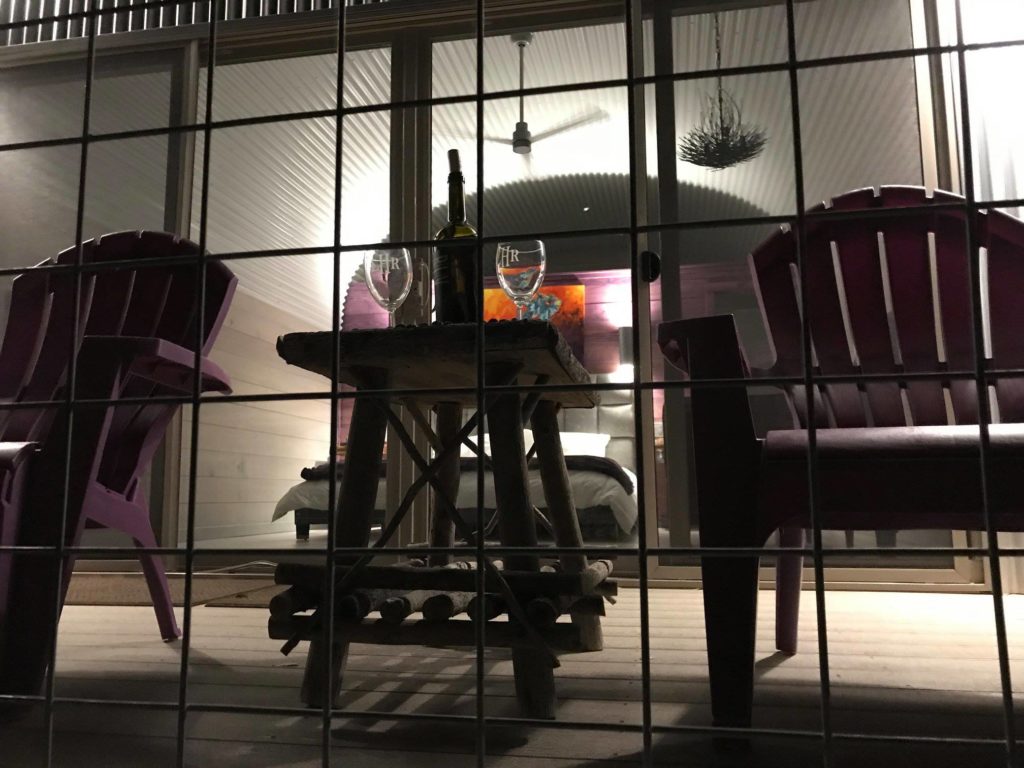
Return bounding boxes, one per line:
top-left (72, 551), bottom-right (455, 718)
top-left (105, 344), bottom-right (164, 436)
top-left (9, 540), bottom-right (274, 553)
top-left (437, 128), bottom-right (514, 145)
top-left (531, 108), bottom-right (610, 143)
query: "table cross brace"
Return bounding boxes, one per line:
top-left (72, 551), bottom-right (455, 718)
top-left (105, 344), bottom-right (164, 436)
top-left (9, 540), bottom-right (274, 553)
top-left (406, 375), bottom-right (549, 469)
top-left (380, 405), bottom-right (559, 668)
top-left (278, 401), bottom-right (493, 656)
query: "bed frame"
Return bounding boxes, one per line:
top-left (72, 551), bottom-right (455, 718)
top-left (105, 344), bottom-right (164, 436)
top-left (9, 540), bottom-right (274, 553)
top-left (293, 375), bottom-right (635, 540)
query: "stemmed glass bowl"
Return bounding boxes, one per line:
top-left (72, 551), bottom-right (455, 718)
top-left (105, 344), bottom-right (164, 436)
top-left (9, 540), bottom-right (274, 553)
top-left (495, 240), bottom-right (546, 320)
top-left (363, 247), bottom-right (413, 327)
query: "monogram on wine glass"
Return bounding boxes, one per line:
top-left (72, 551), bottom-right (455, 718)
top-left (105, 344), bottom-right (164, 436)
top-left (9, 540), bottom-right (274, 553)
top-left (364, 247), bottom-right (412, 328)
top-left (496, 244), bottom-right (521, 268)
top-left (374, 252), bottom-right (403, 272)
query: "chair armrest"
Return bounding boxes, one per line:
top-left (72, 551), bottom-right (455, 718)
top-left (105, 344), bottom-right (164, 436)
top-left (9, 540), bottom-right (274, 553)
top-left (657, 315), bottom-right (751, 380)
top-left (0, 442), bottom-right (37, 516)
top-left (78, 336), bottom-right (232, 395)
top-left (656, 317), bottom-right (761, 547)
top-left (0, 441), bottom-right (38, 474)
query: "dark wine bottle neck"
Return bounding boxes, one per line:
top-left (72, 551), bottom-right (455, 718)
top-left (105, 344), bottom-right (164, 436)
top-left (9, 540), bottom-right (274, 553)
top-left (447, 172), bottom-right (467, 224)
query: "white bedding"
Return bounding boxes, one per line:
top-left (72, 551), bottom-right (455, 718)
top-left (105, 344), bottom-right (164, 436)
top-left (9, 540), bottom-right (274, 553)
top-left (273, 467), bottom-right (639, 535)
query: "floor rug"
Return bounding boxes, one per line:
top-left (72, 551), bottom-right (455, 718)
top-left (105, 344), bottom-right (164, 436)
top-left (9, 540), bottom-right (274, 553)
top-left (64, 574), bottom-right (277, 607)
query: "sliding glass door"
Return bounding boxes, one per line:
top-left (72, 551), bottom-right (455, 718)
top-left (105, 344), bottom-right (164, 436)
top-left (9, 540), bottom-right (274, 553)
top-left (0, 46), bottom-right (187, 550)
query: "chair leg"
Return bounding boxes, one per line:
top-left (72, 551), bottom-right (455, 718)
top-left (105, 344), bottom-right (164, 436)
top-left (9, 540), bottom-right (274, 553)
top-left (86, 496), bottom-right (181, 641)
top-left (128, 521), bottom-right (180, 641)
top-left (775, 527), bottom-right (804, 655)
top-left (108, 513), bottom-right (179, 641)
top-left (1, 508), bottom-right (90, 698)
top-left (701, 552), bottom-right (759, 728)
top-left (135, 542), bottom-right (181, 641)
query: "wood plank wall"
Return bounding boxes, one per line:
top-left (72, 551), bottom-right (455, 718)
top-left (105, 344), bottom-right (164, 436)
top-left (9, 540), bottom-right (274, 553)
top-left (178, 290), bottom-right (333, 543)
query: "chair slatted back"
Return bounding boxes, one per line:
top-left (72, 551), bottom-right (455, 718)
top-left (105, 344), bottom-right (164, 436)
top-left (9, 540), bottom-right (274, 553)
top-left (751, 186), bottom-right (1024, 428)
top-left (63, 232), bottom-right (235, 495)
top-left (0, 231), bottom-right (235, 495)
top-left (0, 261), bottom-right (96, 442)
top-left (0, 265), bottom-right (54, 405)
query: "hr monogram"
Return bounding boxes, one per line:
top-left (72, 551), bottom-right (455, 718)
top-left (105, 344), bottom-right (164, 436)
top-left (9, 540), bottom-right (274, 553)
top-left (374, 253), bottom-right (401, 271)
top-left (496, 244), bottom-right (521, 268)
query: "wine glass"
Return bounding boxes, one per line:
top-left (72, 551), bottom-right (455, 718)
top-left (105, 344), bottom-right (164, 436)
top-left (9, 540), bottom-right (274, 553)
top-left (495, 240), bottom-right (546, 320)
top-left (363, 247), bottom-right (413, 328)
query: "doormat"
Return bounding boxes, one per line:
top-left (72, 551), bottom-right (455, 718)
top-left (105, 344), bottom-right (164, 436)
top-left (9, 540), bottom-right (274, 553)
top-left (64, 574), bottom-right (278, 608)
top-left (204, 584), bottom-right (288, 608)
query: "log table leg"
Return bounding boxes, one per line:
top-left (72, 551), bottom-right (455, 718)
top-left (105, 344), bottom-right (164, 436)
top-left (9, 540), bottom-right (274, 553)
top-left (301, 639), bottom-right (348, 707)
top-left (530, 400), bottom-right (602, 651)
top-left (429, 402), bottom-right (463, 567)
top-left (488, 390), bottom-right (555, 719)
top-left (300, 390), bottom-right (388, 709)
top-left (487, 393), bottom-right (539, 573)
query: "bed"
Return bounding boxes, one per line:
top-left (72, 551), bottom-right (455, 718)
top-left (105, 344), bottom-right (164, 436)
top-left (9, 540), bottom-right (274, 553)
top-left (274, 384), bottom-right (640, 544)
top-left (274, 455), bottom-right (638, 543)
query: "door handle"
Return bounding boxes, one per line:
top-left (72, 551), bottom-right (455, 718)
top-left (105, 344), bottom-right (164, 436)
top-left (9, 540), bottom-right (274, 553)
top-left (640, 250), bottom-right (661, 283)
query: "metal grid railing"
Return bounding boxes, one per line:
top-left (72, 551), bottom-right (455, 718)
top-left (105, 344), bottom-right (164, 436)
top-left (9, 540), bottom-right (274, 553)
top-left (0, 0), bottom-right (1023, 766)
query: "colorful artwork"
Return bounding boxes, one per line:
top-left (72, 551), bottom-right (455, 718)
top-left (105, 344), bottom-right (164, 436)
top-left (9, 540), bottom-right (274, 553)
top-left (484, 284), bottom-right (586, 360)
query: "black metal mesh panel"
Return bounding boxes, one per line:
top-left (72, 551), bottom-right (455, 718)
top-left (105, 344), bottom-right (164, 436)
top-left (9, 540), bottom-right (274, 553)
top-left (0, 1), bottom-right (1023, 767)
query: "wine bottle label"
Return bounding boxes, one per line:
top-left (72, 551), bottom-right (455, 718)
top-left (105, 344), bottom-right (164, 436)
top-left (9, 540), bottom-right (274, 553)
top-left (434, 243), bottom-right (478, 323)
top-left (433, 252), bottom-right (450, 285)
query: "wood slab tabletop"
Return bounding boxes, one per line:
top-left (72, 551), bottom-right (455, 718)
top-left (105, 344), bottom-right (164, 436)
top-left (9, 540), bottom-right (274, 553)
top-left (277, 320), bottom-right (599, 408)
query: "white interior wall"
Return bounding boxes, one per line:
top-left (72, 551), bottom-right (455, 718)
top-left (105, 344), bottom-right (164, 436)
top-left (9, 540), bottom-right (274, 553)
top-left (180, 290), bottom-right (330, 543)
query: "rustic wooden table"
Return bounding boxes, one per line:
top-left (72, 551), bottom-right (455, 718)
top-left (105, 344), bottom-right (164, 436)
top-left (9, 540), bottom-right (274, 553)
top-left (271, 321), bottom-right (613, 718)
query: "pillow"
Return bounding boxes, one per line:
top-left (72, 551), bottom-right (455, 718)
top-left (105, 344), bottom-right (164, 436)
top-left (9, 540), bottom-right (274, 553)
top-left (558, 431), bottom-right (611, 457)
top-left (460, 429), bottom-right (535, 457)
top-left (458, 430), bottom-right (608, 458)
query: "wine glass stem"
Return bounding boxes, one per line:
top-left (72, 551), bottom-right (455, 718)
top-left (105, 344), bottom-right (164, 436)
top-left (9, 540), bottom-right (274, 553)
top-left (388, 310), bottom-right (396, 328)
top-left (516, 304), bottom-right (526, 320)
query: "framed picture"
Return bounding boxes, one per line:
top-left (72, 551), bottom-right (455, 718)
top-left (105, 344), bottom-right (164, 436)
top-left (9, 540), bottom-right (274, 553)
top-left (483, 283), bottom-right (585, 361)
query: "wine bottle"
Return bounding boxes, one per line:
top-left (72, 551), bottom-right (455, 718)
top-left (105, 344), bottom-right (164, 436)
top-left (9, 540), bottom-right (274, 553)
top-left (433, 149), bottom-right (479, 323)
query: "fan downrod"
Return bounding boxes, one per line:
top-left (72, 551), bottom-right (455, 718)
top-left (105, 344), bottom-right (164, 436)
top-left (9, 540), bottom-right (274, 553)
top-left (511, 32), bottom-right (534, 154)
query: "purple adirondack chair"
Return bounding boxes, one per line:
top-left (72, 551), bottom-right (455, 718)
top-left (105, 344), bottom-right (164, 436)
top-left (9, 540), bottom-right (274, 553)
top-left (657, 186), bottom-right (1024, 728)
top-left (0, 230), bottom-right (235, 698)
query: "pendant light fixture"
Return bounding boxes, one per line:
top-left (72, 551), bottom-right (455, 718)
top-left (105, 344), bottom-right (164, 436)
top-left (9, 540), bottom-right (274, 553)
top-left (677, 13), bottom-right (768, 170)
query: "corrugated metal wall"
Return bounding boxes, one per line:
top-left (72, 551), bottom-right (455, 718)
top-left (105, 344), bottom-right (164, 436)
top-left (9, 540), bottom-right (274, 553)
top-left (0, 0), bottom-right (386, 46)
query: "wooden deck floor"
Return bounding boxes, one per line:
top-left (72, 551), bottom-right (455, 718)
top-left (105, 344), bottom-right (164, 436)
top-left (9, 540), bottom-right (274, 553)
top-left (4, 588), bottom-right (1024, 767)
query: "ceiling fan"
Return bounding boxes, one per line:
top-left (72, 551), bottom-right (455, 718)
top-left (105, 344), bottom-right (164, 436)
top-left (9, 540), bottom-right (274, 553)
top-left (441, 32), bottom-right (609, 173)
top-left (500, 32), bottom-right (609, 156)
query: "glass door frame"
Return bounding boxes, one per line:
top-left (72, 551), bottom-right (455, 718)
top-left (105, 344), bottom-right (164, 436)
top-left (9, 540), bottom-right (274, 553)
top-left (176, 0), bottom-right (984, 587)
top-left (1, 0), bottom-right (989, 587)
